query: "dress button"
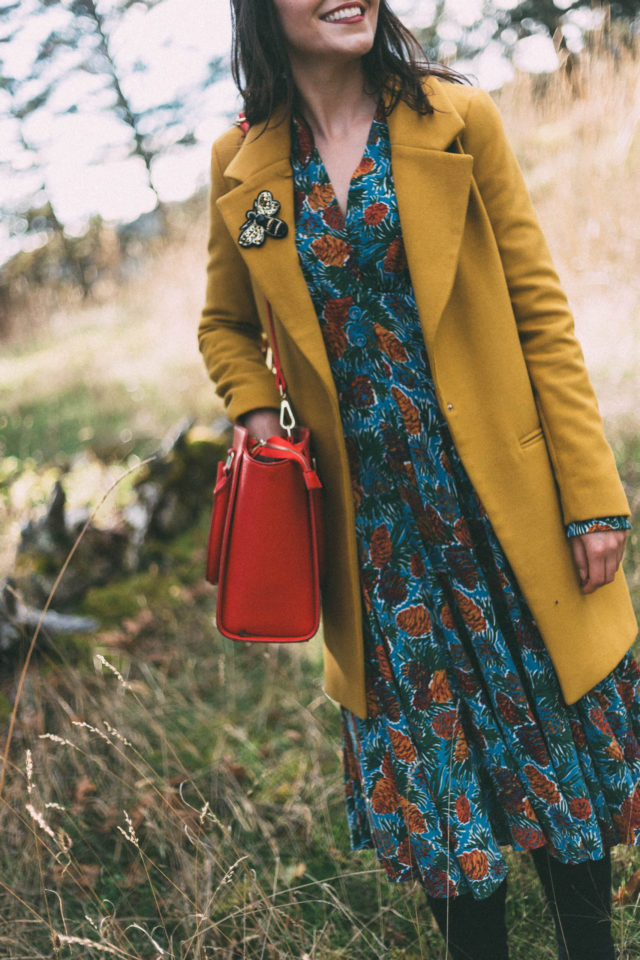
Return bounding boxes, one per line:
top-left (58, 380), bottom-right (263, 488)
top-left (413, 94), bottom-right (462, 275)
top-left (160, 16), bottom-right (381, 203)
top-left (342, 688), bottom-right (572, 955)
top-left (447, 403), bottom-right (454, 411)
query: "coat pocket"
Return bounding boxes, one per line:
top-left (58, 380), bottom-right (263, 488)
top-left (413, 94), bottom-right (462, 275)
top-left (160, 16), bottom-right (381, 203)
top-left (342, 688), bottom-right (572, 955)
top-left (519, 426), bottom-right (544, 449)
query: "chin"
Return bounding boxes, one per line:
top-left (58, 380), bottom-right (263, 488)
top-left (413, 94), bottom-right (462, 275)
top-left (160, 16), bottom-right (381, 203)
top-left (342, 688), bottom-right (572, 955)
top-left (325, 28), bottom-right (376, 60)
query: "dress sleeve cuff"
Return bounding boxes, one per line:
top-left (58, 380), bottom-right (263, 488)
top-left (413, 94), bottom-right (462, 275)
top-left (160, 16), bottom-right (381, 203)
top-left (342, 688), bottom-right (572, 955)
top-left (565, 516), bottom-right (632, 538)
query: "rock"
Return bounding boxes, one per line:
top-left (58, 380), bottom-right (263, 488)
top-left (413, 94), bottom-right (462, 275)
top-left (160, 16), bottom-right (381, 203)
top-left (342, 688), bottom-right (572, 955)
top-left (19, 480), bottom-right (67, 555)
top-left (18, 606), bottom-right (99, 635)
top-left (0, 579), bottom-right (21, 652)
top-left (130, 419), bottom-right (229, 541)
top-left (15, 483), bottom-right (130, 610)
top-left (0, 577), bottom-right (99, 653)
top-left (7, 418), bottom-right (230, 626)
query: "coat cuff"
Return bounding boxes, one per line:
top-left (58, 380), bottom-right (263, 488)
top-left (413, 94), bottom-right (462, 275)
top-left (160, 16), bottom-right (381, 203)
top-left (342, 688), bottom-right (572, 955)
top-left (565, 516), bottom-right (632, 538)
top-left (221, 377), bottom-right (283, 425)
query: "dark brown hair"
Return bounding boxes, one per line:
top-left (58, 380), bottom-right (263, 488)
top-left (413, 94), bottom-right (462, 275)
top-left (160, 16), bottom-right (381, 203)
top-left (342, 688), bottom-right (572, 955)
top-left (230, 0), bottom-right (468, 125)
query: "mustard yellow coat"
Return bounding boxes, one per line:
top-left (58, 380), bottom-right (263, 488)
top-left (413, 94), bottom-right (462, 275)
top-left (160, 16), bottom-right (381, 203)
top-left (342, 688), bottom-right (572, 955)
top-left (198, 77), bottom-right (637, 720)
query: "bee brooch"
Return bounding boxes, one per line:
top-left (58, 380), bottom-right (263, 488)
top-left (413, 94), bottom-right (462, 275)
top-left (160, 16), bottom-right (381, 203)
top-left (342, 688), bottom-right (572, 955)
top-left (238, 190), bottom-right (288, 248)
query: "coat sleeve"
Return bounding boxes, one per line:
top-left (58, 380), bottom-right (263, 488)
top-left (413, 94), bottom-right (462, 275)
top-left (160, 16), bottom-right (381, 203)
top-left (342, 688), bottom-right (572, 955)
top-left (460, 88), bottom-right (630, 524)
top-left (198, 139), bottom-right (282, 423)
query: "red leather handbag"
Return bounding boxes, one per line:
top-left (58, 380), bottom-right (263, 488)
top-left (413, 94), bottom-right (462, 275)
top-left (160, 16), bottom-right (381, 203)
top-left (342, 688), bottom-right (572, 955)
top-left (205, 303), bottom-right (324, 643)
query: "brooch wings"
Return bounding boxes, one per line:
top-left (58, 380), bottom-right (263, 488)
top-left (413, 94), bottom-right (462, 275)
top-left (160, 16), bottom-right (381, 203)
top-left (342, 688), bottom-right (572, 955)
top-left (238, 191), bottom-right (288, 248)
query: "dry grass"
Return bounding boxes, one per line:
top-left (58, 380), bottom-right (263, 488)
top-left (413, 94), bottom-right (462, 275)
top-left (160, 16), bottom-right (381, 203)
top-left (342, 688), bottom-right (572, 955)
top-left (0, 208), bottom-right (220, 431)
top-left (0, 533), bottom-right (440, 958)
top-left (1, 37), bottom-right (640, 960)
top-left (0, 208), bottom-right (224, 577)
top-left (496, 36), bottom-right (640, 430)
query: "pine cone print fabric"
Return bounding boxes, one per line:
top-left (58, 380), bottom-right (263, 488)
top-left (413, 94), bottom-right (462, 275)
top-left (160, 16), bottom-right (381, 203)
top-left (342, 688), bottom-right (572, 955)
top-left (290, 108), bottom-right (640, 901)
top-left (311, 234), bottom-right (350, 267)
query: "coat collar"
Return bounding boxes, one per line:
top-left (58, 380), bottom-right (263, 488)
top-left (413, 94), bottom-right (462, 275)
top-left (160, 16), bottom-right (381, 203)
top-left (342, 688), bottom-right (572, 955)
top-left (216, 77), bottom-right (473, 401)
top-left (224, 77), bottom-right (466, 183)
top-left (224, 103), bottom-right (292, 183)
top-left (224, 77), bottom-right (464, 183)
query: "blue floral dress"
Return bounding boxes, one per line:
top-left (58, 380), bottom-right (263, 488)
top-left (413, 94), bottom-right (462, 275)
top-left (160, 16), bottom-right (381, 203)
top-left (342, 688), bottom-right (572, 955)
top-left (290, 107), bottom-right (638, 900)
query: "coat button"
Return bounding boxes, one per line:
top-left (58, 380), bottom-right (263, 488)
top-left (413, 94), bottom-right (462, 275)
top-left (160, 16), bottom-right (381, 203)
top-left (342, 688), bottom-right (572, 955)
top-left (447, 403), bottom-right (454, 411)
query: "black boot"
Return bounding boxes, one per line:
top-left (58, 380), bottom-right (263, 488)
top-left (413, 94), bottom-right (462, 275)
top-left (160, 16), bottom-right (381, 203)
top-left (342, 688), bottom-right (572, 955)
top-left (530, 846), bottom-right (615, 960)
top-left (425, 878), bottom-right (509, 960)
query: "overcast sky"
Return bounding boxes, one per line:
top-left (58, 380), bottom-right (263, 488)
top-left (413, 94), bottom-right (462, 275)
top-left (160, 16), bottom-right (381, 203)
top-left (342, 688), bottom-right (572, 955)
top-left (0, 0), bottom-right (568, 263)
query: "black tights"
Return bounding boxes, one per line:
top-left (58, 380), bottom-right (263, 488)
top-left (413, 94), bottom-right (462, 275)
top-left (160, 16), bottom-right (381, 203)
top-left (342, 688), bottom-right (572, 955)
top-left (529, 847), bottom-right (615, 960)
top-left (425, 848), bottom-right (614, 960)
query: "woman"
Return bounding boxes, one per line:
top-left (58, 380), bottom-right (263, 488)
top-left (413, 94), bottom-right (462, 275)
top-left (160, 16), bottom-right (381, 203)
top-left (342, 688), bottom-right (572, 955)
top-left (199, 2), bottom-right (639, 957)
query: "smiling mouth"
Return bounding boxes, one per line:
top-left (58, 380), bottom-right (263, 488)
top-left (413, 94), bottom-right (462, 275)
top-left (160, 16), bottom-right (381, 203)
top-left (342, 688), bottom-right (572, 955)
top-left (320, 3), bottom-right (366, 24)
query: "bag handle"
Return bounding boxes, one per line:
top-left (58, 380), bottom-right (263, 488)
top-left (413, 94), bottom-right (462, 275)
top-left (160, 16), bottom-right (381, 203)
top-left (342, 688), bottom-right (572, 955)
top-left (236, 111), bottom-right (296, 438)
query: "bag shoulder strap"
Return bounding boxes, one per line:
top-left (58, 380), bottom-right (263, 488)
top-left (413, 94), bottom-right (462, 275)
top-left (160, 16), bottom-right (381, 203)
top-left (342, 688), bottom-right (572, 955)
top-left (264, 301), bottom-right (287, 395)
top-left (235, 111), bottom-right (250, 135)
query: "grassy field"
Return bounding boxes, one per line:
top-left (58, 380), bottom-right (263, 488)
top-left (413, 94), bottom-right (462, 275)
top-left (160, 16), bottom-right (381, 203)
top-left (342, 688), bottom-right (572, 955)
top-left (1, 40), bottom-right (640, 959)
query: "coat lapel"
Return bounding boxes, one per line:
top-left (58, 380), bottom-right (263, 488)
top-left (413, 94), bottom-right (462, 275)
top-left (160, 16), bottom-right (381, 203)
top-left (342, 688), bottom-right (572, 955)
top-left (216, 113), bottom-right (337, 403)
top-left (387, 84), bottom-right (473, 347)
top-left (216, 78), bottom-right (474, 394)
